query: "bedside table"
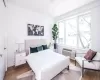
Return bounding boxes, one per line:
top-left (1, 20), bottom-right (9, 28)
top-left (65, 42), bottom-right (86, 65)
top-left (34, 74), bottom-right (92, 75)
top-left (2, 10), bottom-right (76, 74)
top-left (15, 52), bottom-right (26, 67)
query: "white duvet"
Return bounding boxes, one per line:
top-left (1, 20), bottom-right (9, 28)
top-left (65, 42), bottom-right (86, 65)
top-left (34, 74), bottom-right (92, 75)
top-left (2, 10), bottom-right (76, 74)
top-left (26, 49), bottom-right (70, 80)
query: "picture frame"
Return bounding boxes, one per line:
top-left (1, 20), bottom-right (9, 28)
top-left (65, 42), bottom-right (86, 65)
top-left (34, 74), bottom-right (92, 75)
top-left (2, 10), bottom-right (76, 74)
top-left (27, 24), bottom-right (44, 36)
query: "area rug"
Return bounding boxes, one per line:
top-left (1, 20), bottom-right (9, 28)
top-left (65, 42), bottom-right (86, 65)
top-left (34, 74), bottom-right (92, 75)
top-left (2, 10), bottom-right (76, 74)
top-left (17, 68), bottom-right (81, 80)
top-left (52, 69), bottom-right (81, 80)
top-left (69, 63), bottom-right (81, 71)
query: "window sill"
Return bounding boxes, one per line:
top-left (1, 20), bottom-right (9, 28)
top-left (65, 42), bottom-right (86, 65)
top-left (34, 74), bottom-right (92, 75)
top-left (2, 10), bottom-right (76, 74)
top-left (57, 43), bottom-right (88, 51)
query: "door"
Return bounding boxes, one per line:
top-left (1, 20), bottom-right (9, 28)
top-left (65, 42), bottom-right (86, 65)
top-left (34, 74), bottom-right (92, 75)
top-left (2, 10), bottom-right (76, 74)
top-left (0, 8), bottom-right (8, 71)
top-left (0, 32), bottom-right (8, 71)
top-left (3, 33), bottom-right (8, 71)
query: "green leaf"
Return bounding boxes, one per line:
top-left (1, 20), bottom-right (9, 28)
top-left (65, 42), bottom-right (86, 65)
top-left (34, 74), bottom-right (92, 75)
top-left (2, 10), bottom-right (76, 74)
top-left (52, 24), bottom-right (59, 41)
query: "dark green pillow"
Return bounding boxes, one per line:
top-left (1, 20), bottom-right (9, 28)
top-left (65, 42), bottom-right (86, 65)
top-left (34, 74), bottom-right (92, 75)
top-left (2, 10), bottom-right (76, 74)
top-left (37, 46), bottom-right (43, 51)
top-left (30, 47), bottom-right (38, 53)
top-left (42, 45), bottom-right (48, 50)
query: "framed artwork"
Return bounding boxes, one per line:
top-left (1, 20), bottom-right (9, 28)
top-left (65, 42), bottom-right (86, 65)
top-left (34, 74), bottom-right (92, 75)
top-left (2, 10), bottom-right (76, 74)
top-left (27, 24), bottom-right (44, 36)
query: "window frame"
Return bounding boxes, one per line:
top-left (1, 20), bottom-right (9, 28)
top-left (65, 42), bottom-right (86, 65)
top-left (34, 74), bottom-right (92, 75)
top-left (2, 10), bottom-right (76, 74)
top-left (57, 11), bottom-right (91, 49)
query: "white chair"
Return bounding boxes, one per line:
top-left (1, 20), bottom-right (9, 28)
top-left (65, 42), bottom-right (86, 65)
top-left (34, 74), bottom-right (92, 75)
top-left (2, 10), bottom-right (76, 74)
top-left (75, 52), bottom-right (100, 76)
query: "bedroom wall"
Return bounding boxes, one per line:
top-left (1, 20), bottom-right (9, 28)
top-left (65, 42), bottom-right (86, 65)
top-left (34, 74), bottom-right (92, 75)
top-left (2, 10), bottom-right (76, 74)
top-left (0, 2), bottom-right (6, 53)
top-left (0, 2), bottom-right (54, 67)
top-left (55, 0), bottom-right (100, 53)
top-left (91, 5), bottom-right (100, 52)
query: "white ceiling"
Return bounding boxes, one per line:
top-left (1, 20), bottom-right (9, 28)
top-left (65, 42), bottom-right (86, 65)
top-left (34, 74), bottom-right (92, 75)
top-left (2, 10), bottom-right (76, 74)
top-left (51, 0), bottom-right (96, 16)
top-left (7, 0), bottom-right (96, 17)
top-left (7, 0), bottom-right (51, 15)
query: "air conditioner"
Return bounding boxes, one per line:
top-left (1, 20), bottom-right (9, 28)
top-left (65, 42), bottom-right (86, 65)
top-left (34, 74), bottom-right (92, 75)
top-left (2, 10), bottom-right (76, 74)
top-left (62, 48), bottom-right (76, 60)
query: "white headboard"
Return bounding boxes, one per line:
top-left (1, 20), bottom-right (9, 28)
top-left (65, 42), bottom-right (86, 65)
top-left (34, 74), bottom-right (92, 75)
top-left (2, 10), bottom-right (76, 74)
top-left (25, 39), bottom-right (47, 55)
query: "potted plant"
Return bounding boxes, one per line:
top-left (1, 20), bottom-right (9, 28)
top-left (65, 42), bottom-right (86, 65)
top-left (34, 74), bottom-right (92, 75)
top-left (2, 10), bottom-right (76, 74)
top-left (52, 24), bottom-right (59, 50)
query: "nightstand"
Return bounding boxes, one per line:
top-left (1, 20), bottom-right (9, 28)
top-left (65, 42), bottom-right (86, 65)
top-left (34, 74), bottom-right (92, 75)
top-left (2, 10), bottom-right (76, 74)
top-left (15, 52), bottom-right (26, 67)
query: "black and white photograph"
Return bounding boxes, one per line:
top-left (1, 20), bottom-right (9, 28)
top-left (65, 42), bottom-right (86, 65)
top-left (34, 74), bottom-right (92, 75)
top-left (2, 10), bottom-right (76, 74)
top-left (27, 24), bottom-right (44, 36)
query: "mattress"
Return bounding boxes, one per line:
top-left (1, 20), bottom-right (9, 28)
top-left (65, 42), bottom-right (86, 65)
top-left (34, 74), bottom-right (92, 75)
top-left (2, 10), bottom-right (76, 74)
top-left (26, 49), bottom-right (70, 80)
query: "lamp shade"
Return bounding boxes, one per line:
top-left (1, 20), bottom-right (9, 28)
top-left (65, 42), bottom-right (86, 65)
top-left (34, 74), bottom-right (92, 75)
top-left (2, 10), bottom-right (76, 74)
top-left (16, 39), bottom-right (24, 52)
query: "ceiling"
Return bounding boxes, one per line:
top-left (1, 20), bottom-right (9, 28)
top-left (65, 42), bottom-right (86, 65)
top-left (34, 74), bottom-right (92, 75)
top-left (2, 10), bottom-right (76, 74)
top-left (7, 0), bottom-right (51, 15)
top-left (7, 0), bottom-right (96, 17)
top-left (53, 0), bottom-right (97, 16)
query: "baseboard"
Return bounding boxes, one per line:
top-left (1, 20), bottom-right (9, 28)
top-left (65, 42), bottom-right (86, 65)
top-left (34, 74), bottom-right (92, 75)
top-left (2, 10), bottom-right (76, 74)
top-left (7, 66), bottom-right (15, 71)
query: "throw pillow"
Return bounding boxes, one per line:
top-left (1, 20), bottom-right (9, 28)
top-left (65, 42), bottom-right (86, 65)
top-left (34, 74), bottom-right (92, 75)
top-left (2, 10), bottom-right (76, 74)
top-left (84, 49), bottom-right (97, 61)
top-left (30, 47), bottom-right (38, 53)
top-left (42, 45), bottom-right (48, 50)
top-left (37, 46), bottom-right (43, 51)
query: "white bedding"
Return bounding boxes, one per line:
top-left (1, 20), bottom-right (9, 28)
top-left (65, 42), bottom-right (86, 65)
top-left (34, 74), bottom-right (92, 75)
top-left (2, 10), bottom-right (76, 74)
top-left (26, 49), bottom-right (70, 80)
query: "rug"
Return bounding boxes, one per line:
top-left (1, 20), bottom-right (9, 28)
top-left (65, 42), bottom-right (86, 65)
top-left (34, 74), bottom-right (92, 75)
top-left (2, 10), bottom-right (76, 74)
top-left (17, 65), bottom-right (81, 80)
top-left (69, 63), bottom-right (81, 71)
top-left (52, 69), bottom-right (81, 80)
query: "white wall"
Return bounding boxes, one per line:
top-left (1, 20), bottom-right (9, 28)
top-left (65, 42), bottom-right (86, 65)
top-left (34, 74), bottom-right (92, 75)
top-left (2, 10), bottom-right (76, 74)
top-left (0, 1), bottom-right (8, 55)
top-left (0, 2), bottom-right (53, 67)
top-left (91, 5), bottom-right (100, 52)
top-left (55, 0), bottom-right (100, 53)
top-left (0, 2), bottom-right (5, 53)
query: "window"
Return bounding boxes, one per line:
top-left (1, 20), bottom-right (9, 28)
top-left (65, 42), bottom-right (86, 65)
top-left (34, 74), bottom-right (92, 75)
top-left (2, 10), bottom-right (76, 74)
top-left (65, 17), bottom-right (77, 47)
top-left (78, 14), bottom-right (91, 48)
top-left (58, 12), bottom-right (91, 49)
top-left (58, 22), bottom-right (64, 44)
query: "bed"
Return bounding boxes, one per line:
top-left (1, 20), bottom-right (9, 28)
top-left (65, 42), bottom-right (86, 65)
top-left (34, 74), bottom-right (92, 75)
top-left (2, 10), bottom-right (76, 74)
top-left (25, 39), bottom-right (70, 80)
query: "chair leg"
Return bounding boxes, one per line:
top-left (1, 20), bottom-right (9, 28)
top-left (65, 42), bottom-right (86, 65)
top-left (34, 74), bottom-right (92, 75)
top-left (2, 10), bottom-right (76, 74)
top-left (67, 65), bottom-right (69, 70)
top-left (82, 68), bottom-right (84, 77)
top-left (75, 60), bottom-right (76, 66)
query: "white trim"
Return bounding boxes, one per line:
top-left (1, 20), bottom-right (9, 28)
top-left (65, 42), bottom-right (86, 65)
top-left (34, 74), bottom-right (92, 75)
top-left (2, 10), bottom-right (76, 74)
top-left (57, 44), bottom-right (88, 51)
top-left (77, 16), bottom-right (79, 48)
top-left (57, 11), bottom-right (90, 23)
top-left (64, 21), bottom-right (66, 44)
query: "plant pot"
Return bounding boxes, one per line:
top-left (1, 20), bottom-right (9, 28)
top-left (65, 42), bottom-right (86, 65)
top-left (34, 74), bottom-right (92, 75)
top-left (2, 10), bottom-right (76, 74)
top-left (54, 43), bottom-right (57, 49)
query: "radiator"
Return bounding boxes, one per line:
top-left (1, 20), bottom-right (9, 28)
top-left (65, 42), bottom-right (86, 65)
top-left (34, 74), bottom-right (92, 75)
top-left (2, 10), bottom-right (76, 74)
top-left (62, 48), bottom-right (76, 60)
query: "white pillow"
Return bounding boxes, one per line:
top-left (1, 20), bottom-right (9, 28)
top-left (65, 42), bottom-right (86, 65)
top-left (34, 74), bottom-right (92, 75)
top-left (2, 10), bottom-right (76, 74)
top-left (93, 52), bottom-right (100, 60)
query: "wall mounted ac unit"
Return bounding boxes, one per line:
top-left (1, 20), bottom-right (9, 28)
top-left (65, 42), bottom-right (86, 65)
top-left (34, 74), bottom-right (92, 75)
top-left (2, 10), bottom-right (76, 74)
top-left (62, 48), bottom-right (76, 60)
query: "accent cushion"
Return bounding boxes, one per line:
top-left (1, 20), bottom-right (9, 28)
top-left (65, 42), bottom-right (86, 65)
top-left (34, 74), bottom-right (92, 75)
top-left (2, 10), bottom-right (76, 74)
top-left (42, 45), bottom-right (48, 50)
top-left (75, 57), bottom-right (96, 69)
top-left (30, 47), bottom-right (38, 53)
top-left (37, 46), bottom-right (43, 51)
top-left (84, 49), bottom-right (97, 60)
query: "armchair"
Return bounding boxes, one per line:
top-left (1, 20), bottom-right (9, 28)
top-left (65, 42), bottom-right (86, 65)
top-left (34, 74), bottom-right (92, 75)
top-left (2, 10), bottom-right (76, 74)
top-left (75, 52), bottom-right (100, 76)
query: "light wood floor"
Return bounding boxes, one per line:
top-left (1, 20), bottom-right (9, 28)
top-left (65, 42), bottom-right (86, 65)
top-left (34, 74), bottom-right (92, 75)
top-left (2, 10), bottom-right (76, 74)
top-left (4, 61), bottom-right (100, 80)
top-left (4, 63), bottom-right (31, 80)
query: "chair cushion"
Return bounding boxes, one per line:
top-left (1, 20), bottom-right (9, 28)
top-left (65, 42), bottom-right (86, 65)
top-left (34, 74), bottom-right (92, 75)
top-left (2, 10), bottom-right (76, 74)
top-left (84, 49), bottom-right (97, 60)
top-left (75, 57), bottom-right (97, 69)
top-left (93, 52), bottom-right (100, 60)
top-left (92, 52), bottom-right (100, 69)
